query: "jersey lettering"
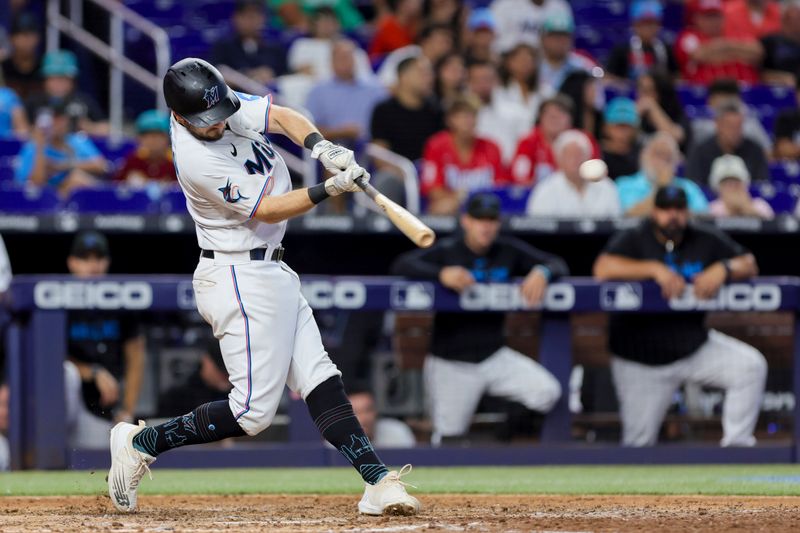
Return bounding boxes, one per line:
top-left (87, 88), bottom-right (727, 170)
top-left (244, 141), bottom-right (275, 175)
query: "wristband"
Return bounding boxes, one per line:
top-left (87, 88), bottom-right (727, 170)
top-left (533, 265), bottom-right (552, 282)
top-left (304, 132), bottom-right (325, 150)
top-left (722, 259), bottom-right (732, 282)
top-left (307, 182), bottom-right (330, 204)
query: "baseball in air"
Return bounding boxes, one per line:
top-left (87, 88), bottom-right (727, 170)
top-left (579, 159), bottom-right (608, 182)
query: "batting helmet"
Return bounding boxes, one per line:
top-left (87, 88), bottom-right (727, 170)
top-left (163, 58), bottom-right (241, 127)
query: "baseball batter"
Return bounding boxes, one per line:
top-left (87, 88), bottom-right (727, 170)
top-left (107, 58), bottom-right (420, 516)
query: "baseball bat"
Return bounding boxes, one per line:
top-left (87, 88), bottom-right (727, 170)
top-left (355, 177), bottom-right (436, 248)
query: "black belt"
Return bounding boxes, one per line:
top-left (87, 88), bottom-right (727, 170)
top-left (201, 246), bottom-right (284, 262)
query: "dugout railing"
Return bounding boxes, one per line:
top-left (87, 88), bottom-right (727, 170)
top-left (5, 275), bottom-right (800, 470)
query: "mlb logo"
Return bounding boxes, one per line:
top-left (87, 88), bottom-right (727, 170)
top-left (391, 282), bottom-right (435, 310)
top-left (600, 283), bottom-right (643, 311)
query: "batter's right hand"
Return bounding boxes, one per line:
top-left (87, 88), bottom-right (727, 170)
top-left (94, 367), bottom-right (120, 407)
top-left (439, 266), bottom-right (475, 293)
top-left (653, 264), bottom-right (686, 300)
top-left (323, 166), bottom-right (370, 196)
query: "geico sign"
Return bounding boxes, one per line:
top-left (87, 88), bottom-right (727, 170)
top-left (669, 284), bottom-right (781, 311)
top-left (34, 281), bottom-right (153, 310)
top-left (460, 283), bottom-right (575, 311)
top-left (301, 280), bottom-right (366, 309)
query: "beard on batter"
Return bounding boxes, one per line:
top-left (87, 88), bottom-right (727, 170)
top-left (184, 121), bottom-right (226, 141)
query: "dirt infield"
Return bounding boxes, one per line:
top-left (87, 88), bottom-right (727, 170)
top-left (3, 494), bottom-right (800, 532)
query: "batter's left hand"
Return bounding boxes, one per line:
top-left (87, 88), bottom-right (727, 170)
top-left (324, 165), bottom-right (370, 196)
top-left (521, 269), bottom-right (548, 306)
top-left (311, 140), bottom-right (356, 173)
top-left (693, 262), bottom-right (727, 300)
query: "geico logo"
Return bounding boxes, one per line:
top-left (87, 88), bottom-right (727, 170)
top-left (301, 281), bottom-right (366, 309)
top-left (669, 284), bottom-right (781, 311)
top-left (34, 281), bottom-right (153, 310)
top-left (460, 283), bottom-right (575, 311)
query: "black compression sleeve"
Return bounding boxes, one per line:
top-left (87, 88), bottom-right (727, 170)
top-left (304, 132), bottom-right (325, 150)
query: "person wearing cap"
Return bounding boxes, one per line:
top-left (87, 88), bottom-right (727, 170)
top-left (421, 96), bottom-right (506, 215)
top-left (63, 231), bottom-right (146, 448)
top-left (537, 7), bottom-right (598, 97)
top-left (526, 129), bottom-right (620, 218)
top-left (594, 185), bottom-right (765, 447)
top-left (463, 8), bottom-right (497, 64)
top-left (708, 154), bottom-right (774, 219)
top-left (392, 192), bottom-right (567, 445)
top-left (686, 98), bottom-right (769, 187)
top-left (674, 0), bottom-right (762, 85)
top-left (113, 110), bottom-right (176, 185)
top-left (760, 1), bottom-right (800, 86)
top-left (773, 76), bottom-right (800, 160)
top-left (1, 13), bottom-right (43, 99)
top-left (601, 97), bottom-right (643, 180)
top-left (605, 0), bottom-right (678, 81)
top-left (489, 0), bottom-right (570, 54)
top-left (14, 100), bottom-right (108, 195)
top-left (209, 0), bottom-right (287, 86)
top-left (617, 132), bottom-right (709, 217)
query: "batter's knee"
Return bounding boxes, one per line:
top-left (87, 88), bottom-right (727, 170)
top-left (235, 412), bottom-right (275, 436)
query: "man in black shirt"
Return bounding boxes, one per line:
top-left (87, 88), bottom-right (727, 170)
top-left (392, 193), bottom-right (566, 444)
top-left (63, 232), bottom-right (146, 449)
top-left (1, 13), bottom-right (43, 99)
top-left (593, 186), bottom-right (766, 447)
top-left (760, 3), bottom-right (800, 85)
top-left (605, 0), bottom-right (677, 81)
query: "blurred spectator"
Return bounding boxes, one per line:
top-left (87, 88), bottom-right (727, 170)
top-left (674, 0), bottom-right (762, 85)
top-left (708, 154), bottom-right (774, 219)
top-left (511, 95), bottom-right (598, 186)
top-left (593, 185), bottom-right (765, 447)
top-left (370, 56), bottom-right (443, 162)
top-left (287, 7), bottom-right (373, 82)
top-left (421, 96), bottom-right (505, 215)
top-left (113, 110), bottom-right (176, 185)
top-left (490, 0), bottom-right (569, 53)
top-left (25, 50), bottom-right (108, 136)
top-left (760, 1), bottom-right (800, 86)
top-left (0, 82), bottom-right (29, 137)
top-left (538, 9), bottom-right (597, 97)
top-left (496, 43), bottom-right (542, 130)
top-left (268, 0), bottom-right (364, 33)
top-left (369, 0), bottom-right (422, 60)
top-left (724, 0), bottom-right (781, 40)
top-left (691, 78), bottom-right (771, 154)
top-left (392, 192), bottom-right (566, 445)
top-left (1, 12), bottom-right (42, 99)
top-left (606, 0), bottom-right (678, 81)
top-left (686, 100), bottom-right (769, 186)
top-left (0, 382), bottom-right (7, 471)
top-left (557, 70), bottom-right (603, 141)
top-left (305, 40), bottom-right (387, 147)
top-left (158, 341), bottom-right (231, 416)
top-left (423, 0), bottom-right (464, 43)
top-left (526, 130), bottom-right (621, 218)
top-left (636, 70), bottom-right (690, 151)
top-left (348, 388), bottom-right (416, 448)
top-left (377, 22), bottom-right (454, 89)
top-left (14, 101), bottom-right (108, 196)
top-left (210, 0), bottom-right (287, 85)
top-left (63, 232), bottom-right (146, 449)
top-left (463, 8), bottom-right (497, 64)
top-left (773, 78), bottom-right (800, 160)
top-left (617, 133), bottom-right (709, 217)
top-left (468, 60), bottom-right (530, 164)
top-left (433, 52), bottom-right (465, 110)
top-left (601, 97), bottom-right (642, 180)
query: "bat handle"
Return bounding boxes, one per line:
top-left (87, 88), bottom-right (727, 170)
top-left (354, 176), bottom-right (378, 200)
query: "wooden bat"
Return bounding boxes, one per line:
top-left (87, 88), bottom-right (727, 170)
top-left (355, 177), bottom-right (436, 248)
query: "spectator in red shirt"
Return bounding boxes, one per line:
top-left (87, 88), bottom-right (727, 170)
top-left (675, 0), bottom-right (763, 85)
top-left (369, 0), bottom-right (422, 60)
top-left (113, 110), bottom-right (176, 185)
top-left (421, 96), bottom-right (506, 215)
top-left (724, 0), bottom-right (781, 40)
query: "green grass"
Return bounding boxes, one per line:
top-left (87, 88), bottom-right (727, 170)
top-left (5, 466), bottom-right (800, 497)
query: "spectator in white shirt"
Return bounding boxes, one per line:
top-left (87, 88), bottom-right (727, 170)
top-left (495, 43), bottom-right (543, 132)
top-left (526, 130), bottom-right (621, 218)
top-left (490, 0), bottom-right (570, 53)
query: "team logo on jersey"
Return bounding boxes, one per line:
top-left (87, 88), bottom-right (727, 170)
top-left (203, 86), bottom-right (220, 109)
top-left (218, 178), bottom-right (249, 203)
top-left (244, 140), bottom-right (276, 175)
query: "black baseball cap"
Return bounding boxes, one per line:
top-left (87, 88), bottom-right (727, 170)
top-left (465, 192), bottom-right (501, 219)
top-left (11, 13), bottom-right (39, 35)
top-left (654, 186), bottom-right (688, 209)
top-left (70, 231), bottom-right (110, 258)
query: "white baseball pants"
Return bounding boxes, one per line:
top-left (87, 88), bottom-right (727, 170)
top-left (192, 251), bottom-right (341, 436)
top-left (611, 329), bottom-right (767, 447)
top-left (424, 346), bottom-right (562, 443)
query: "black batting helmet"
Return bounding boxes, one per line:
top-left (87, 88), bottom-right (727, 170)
top-left (163, 58), bottom-right (241, 127)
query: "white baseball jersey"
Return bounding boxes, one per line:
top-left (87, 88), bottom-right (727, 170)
top-left (171, 92), bottom-right (292, 252)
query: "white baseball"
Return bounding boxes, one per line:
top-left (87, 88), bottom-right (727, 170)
top-left (579, 159), bottom-right (608, 182)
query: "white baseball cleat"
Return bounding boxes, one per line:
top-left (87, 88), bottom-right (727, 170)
top-left (108, 421), bottom-right (156, 512)
top-left (358, 464), bottom-right (421, 516)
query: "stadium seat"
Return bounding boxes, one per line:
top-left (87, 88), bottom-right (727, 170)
top-left (475, 186), bottom-right (532, 214)
top-left (0, 185), bottom-right (61, 212)
top-left (66, 186), bottom-right (157, 213)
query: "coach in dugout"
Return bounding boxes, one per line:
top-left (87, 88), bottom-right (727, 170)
top-left (593, 185), bottom-right (767, 447)
top-left (392, 192), bottom-right (565, 445)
